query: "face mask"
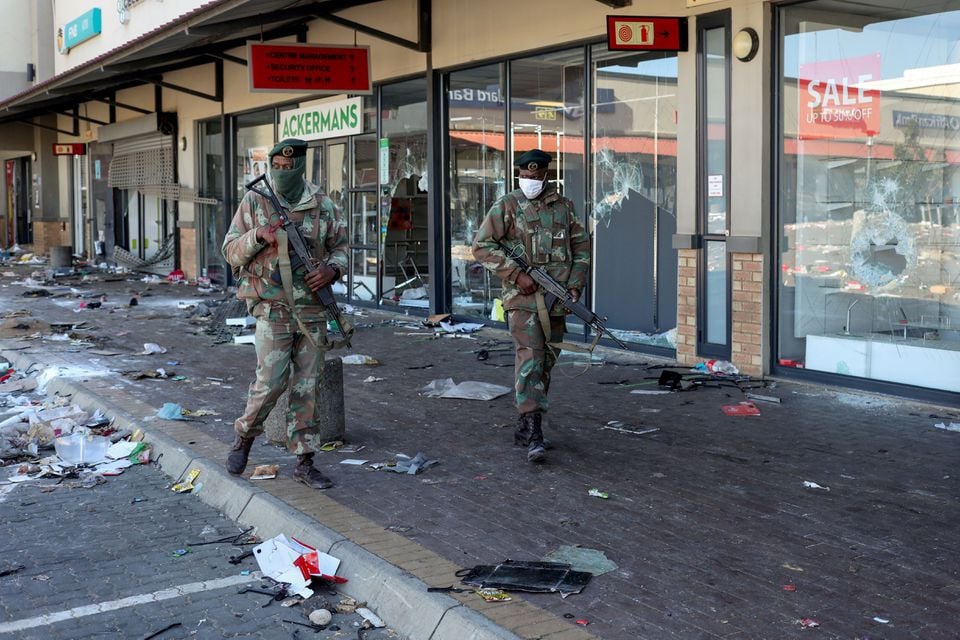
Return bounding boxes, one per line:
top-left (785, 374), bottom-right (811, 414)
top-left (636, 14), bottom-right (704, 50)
top-left (518, 177), bottom-right (544, 199)
top-left (270, 157), bottom-right (306, 204)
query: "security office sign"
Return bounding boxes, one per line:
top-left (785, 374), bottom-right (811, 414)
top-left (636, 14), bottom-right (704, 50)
top-left (607, 16), bottom-right (688, 52)
top-left (278, 97), bottom-right (364, 142)
top-left (799, 54), bottom-right (881, 139)
top-left (248, 42), bottom-right (372, 94)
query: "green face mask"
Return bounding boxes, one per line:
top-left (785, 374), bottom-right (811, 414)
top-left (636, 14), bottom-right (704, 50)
top-left (270, 157), bottom-right (306, 204)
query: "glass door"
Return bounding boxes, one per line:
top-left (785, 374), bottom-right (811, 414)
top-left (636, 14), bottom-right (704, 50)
top-left (697, 12), bottom-right (732, 358)
top-left (198, 118), bottom-right (226, 285)
top-left (349, 134), bottom-right (380, 304)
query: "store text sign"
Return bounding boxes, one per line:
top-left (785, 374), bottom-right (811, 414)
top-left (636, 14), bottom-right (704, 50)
top-left (248, 42), bottom-right (371, 94)
top-left (799, 54), bottom-right (881, 139)
top-left (279, 97), bottom-right (363, 141)
top-left (607, 16), bottom-right (688, 52)
top-left (52, 143), bottom-right (86, 156)
top-left (60, 8), bottom-right (102, 53)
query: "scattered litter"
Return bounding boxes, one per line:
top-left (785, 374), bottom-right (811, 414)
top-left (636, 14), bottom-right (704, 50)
top-left (233, 334), bottom-right (256, 345)
top-left (341, 354), bottom-right (379, 365)
top-left (696, 359), bottom-right (739, 375)
top-left (250, 465), bottom-right (279, 480)
top-left (340, 459), bottom-right (369, 466)
top-left (576, 619), bottom-right (590, 626)
top-left (381, 452), bottom-right (439, 475)
top-left (873, 617), bottom-right (889, 624)
top-left (172, 469), bottom-right (200, 493)
top-left (421, 378), bottom-right (511, 401)
top-left (54, 433), bottom-right (110, 465)
top-left (423, 313), bottom-right (451, 326)
top-left (798, 618), bottom-right (820, 628)
top-left (308, 609), bottom-right (332, 626)
top-left (629, 389), bottom-right (671, 395)
top-left (105, 440), bottom-right (139, 459)
top-left (476, 588), bottom-right (511, 602)
top-left (139, 343), bottom-right (167, 355)
top-left (253, 534), bottom-right (344, 599)
top-left (803, 481), bottom-right (830, 491)
top-left (601, 421), bottom-right (659, 436)
top-left (362, 376), bottom-right (385, 383)
top-left (745, 393), bottom-right (782, 404)
top-left (934, 422), bottom-right (960, 433)
top-left (319, 440), bottom-right (343, 451)
top-left (157, 403), bottom-right (187, 420)
top-left (172, 549), bottom-right (190, 557)
top-left (543, 545), bottom-right (617, 576)
top-left (459, 560), bottom-right (592, 597)
top-left (335, 596), bottom-right (362, 614)
top-left (783, 584), bottom-right (796, 592)
top-left (357, 607), bottom-right (385, 628)
top-left (338, 444), bottom-right (365, 454)
top-left (225, 316), bottom-right (257, 327)
top-left (782, 563), bottom-right (804, 572)
top-left (588, 488), bottom-right (609, 499)
top-left (721, 402), bottom-right (761, 416)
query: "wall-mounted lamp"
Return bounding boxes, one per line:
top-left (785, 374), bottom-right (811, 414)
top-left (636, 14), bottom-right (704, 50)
top-left (30, 152), bottom-right (37, 162)
top-left (180, 136), bottom-right (188, 151)
top-left (732, 27), bottom-right (759, 62)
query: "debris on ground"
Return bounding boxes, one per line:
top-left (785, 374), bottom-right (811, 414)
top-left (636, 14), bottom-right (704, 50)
top-left (421, 378), bottom-right (511, 401)
top-left (253, 534), bottom-right (345, 598)
top-left (934, 422), bottom-right (960, 433)
top-left (601, 421), bottom-right (659, 436)
top-left (721, 401), bottom-right (761, 416)
top-left (376, 452), bottom-right (439, 475)
top-left (802, 481), bottom-right (830, 491)
top-left (543, 545), bottom-right (618, 577)
top-left (341, 354), bottom-right (380, 365)
top-left (588, 488), bottom-right (609, 499)
top-left (250, 464), bottom-right (279, 480)
top-left (459, 560), bottom-right (592, 597)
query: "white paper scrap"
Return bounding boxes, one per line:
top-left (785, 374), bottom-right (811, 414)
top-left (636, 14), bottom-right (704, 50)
top-left (340, 459), bottom-right (369, 465)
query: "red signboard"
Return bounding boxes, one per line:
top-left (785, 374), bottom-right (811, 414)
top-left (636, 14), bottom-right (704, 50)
top-left (52, 143), bottom-right (86, 156)
top-left (799, 54), bottom-right (881, 140)
top-left (248, 42), bottom-right (371, 94)
top-left (607, 16), bottom-right (688, 52)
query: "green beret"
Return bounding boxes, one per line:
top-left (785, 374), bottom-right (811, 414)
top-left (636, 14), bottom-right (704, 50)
top-left (514, 149), bottom-right (552, 170)
top-left (269, 138), bottom-right (307, 159)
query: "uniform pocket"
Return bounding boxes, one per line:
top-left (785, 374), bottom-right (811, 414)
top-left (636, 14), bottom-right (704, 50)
top-left (530, 226), bottom-right (553, 264)
top-left (551, 227), bottom-right (569, 262)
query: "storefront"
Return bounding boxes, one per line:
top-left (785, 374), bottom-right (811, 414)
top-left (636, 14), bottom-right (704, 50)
top-left (774, 0), bottom-right (960, 396)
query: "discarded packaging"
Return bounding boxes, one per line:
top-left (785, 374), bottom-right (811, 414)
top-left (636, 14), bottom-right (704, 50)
top-left (588, 488), bottom-right (609, 499)
top-left (172, 468), bottom-right (200, 493)
top-left (140, 343), bottom-right (167, 355)
top-left (54, 433), bottom-right (110, 464)
top-left (157, 403), bottom-right (186, 420)
top-left (721, 402), bottom-right (761, 416)
top-left (745, 393), bottom-right (782, 404)
top-left (383, 452), bottom-right (438, 475)
top-left (250, 464), bottom-right (279, 480)
top-left (802, 481), bottom-right (830, 491)
top-left (357, 607), bottom-right (385, 628)
top-left (459, 560), bottom-right (592, 597)
top-left (253, 534), bottom-right (344, 599)
top-left (421, 378), bottom-right (511, 401)
top-left (341, 354), bottom-right (379, 365)
top-left (476, 588), bottom-right (512, 602)
top-left (934, 422), bottom-right (960, 433)
top-left (543, 545), bottom-right (617, 577)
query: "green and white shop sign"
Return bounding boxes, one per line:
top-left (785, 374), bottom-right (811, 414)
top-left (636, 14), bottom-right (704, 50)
top-left (279, 97), bottom-right (363, 141)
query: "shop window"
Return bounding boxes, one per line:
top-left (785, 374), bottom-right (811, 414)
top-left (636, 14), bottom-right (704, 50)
top-left (777, 1), bottom-right (960, 393)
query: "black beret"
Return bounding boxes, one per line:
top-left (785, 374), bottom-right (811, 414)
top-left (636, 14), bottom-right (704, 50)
top-left (269, 138), bottom-right (307, 159)
top-left (514, 149), bottom-right (552, 170)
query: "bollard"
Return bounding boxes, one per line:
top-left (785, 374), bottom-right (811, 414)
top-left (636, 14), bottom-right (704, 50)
top-left (49, 246), bottom-right (73, 269)
top-left (264, 356), bottom-right (345, 447)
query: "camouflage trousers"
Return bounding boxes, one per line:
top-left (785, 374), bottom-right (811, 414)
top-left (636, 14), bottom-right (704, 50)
top-left (508, 309), bottom-right (566, 414)
top-left (234, 304), bottom-right (329, 455)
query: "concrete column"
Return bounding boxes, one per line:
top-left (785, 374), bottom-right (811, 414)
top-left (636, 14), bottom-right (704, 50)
top-left (264, 356), bottom-right (346, 447)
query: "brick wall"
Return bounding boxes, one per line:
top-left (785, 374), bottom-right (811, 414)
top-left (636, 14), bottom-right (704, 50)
top-left (676, 249), bottom-right (698, 366)
top-left (31, 220), bottom-right (68, 256)
top-left (179, 227), bottom-right (197, 281)
top-left (731, 252), bottom-right (764, 377)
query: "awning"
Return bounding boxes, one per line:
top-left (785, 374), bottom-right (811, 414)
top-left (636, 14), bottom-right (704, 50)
top-left (0, 0), bottom-right (406, 129)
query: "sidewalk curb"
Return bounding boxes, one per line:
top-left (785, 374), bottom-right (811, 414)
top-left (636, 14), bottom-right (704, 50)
top-left (3, 351), bottom-right (525, 640)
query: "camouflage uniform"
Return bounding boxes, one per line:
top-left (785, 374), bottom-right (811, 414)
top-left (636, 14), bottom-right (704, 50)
top-left (472, 185), bottom-right (591, 414)
top-left (221, 180), bottom-right (348, 455)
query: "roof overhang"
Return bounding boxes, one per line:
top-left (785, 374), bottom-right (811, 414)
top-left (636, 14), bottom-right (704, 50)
top-left (0, 0), bottom-right (426, 129)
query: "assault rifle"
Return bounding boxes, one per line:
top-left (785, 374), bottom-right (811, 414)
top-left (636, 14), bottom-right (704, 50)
top-left (498, 240), bottom-right (628, 349)
top-left (245, 174), bottom-right (352, 348)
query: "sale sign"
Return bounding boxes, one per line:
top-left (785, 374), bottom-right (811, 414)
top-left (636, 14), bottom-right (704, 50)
top-left (799, 54), bottom-right (881, 139)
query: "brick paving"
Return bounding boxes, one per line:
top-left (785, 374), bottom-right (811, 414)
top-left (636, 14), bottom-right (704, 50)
top-left (1, 265), bottom-right (959, 639)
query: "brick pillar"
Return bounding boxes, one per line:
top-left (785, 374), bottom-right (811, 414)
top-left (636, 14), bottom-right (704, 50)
top-left (731, 253), bottom-right (764, 377)
top-left (32, 220), bottom-right (67, 256)
top-left (179, 227), bottom-right (197, 281)
top-left (675, 249), bottom-right (698, 366)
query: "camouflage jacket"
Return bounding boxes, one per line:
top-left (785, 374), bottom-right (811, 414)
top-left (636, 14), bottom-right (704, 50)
top-left (472, 185), bottom-right (590, 314)
top-left (221, 180), bottom-right (348, 316)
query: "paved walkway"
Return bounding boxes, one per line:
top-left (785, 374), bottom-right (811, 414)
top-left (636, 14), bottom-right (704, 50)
top-left (1, 265), bottom-right (958, 639)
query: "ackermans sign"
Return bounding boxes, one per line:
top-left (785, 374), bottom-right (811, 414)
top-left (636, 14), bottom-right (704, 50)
top-left (799, 54), bottom-right (881, 139)
top-left (279, 97), bottom-right (363, 142)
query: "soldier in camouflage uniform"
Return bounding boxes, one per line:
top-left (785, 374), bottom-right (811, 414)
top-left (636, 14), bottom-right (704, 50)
top-left (472, 149), bottom-right (591, 462)
top-left (221, 138), bottom-right (349, 489)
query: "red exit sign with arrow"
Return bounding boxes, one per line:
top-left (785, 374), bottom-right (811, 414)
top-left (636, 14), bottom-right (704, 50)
top-left (607, 16), bottom-right (688, 52)
top-left (247, 42), bottom-right (372, 94)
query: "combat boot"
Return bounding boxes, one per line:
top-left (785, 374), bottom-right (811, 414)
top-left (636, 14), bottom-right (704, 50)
top-left (526, 412), bottom-right (546, 463)
top-left (226, 435), bottom-right (255, 475)
top-left (293, 453), bottom-right (334, 489)
top-left (515, 413), bottom-right (553, 449)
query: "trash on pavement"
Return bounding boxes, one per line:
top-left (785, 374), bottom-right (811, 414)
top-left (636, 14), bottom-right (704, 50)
top-left (172, 549), bottom-right (190, 557)
top-left (357, 607), bottom-right (386, 628)
top-left (335, 596), bottom-right (362, 614)
top-left (362, 376), bottom-right (385, 383)
top-left (745, 392), bottom-right (782, 404)
top-left (381, 452), bottom-right (438, 475)
top-left (601, 421), bottom-right (659, 436)
top-left (695, 359), bottom-right (739, 375)
top-left (157, 402), bottom-right (186, 420)
top-left (423, 313), bottom-right (452, 326)
top-left (629, 389), bottom-right (671, 395)
top-left (873, 616), bottom-right (890, 624)
top-left (576, 619), bottom-right (590, 626)
top-left (339, 459), bottom-right (369, 465)
top-left (476, 588), bottom-right (512, 602)
top-left (421, 378), bottom-right (511, 401)
top-left (253, 534), bottom-right (345, 599)
top-left (721, 401), bottom-right (761, 416)
top-left (798, 618), bottom-right (820, 628)
top-left (459, 560), bottom-right (592, 597)
top-left (139, 343), bottom-right (167, 355)
top-left (934, 422), bottom-right (960, 433)
top-left (341, 354), bottom-right (379, 365)
top-left (172, 468), bottom-right (200, 493)
top-left (543, 545), bottom-right (618, 577)
top-left (250, 464), bottom-right (279, 480)
top-left (54, 433), bottom-right (110, 464)
top-left (803, 480), bottom-right (830, 491)
top-left (588, 488), bottom-right (609, 499)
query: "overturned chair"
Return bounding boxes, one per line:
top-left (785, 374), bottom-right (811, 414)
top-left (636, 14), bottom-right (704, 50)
top-left (112, 235), bottom-right (176, 275)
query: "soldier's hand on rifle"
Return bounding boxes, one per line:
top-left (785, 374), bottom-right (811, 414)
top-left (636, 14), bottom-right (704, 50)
top-left (516, 272), bottom-right (538, 295)
top-left (305, 263), bottom-right (340, 291)
top-left (568, 288), bottom-right (581, 303)
top-left (256, 224), bottom-right (277, 246)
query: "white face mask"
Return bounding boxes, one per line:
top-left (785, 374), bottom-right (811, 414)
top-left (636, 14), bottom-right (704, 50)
top-left (518, 177), bottom-right (545, 199)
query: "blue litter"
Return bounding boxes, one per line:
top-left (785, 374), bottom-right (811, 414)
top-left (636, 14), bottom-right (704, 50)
top-left (157, 403), bottom-right (186, 420)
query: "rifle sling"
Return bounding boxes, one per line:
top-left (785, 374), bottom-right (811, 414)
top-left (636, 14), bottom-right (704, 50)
top-left (535, 290), bottom-right (600, 355)
top-left (276, 228), bottom-right (332, 352)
